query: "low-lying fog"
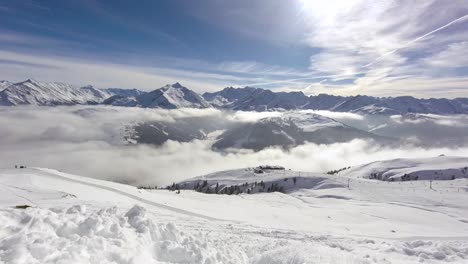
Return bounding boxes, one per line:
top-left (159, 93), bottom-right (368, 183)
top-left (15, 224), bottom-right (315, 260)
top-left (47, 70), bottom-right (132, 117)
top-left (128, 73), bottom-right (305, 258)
top-left (1, 106), bottom-right (468, 186)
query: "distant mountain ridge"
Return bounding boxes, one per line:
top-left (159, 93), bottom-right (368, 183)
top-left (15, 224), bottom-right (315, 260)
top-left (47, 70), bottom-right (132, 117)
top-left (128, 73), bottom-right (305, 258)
top-left (203, 87), bottom-right (468, 114)
top-left (212, 112), bottom-right (392, 151)
top-left (103, 82), bottom-right (211, 109)
top-left (0, 79), bottom-right (113, 106)
top-left (1, 79), bottom-right (468, 115)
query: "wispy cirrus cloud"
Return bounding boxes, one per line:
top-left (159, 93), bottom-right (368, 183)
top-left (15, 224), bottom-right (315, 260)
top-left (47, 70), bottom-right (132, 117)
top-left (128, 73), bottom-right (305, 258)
top-left (181, 0), bottom-right (468, 97)
top-left (296, 0), bottom-right (468, 97)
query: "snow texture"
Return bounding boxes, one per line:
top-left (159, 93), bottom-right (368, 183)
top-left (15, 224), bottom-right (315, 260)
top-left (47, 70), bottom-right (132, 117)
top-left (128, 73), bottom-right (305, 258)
top-left (1, 157), bottom-right (468, 263)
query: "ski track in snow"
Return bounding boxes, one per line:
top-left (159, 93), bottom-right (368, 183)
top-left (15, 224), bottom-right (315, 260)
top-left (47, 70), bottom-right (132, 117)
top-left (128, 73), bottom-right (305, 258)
top-left (35, 168), bottom-right (233, 223)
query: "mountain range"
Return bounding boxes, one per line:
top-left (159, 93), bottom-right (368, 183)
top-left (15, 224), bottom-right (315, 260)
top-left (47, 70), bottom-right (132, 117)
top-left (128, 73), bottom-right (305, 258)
top-left (0, 79), bottom-right (142, 106)
top-left (211, 112), bottom-right (392, 150)
top-left (121, 111), bottom-right (394, 151)
top-left (2, 79), bottom-right (468, 114)
top-left (103, 82), bottom-right (210, 109)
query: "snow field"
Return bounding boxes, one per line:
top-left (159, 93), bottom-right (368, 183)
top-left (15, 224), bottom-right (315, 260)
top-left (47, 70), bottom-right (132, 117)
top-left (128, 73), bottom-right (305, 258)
top-left (0, 204), bottom-right (246, 264)
top-left (1, 166), bottom-right (468, 263)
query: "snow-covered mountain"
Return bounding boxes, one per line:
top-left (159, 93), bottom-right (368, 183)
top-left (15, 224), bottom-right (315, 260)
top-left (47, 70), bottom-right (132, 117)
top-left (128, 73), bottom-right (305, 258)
top-left (0, 79), bottom-right (113, 106)
top-left (176, 156), bottom-right (468, 195)
top-left (122, 111), bottom-right (394, 150)
top-left (3, 79), bottom-right (468, 114)
top-left (204, 87), bottom-right (468, 114)
top-left (0, 80), bottom-right (13, 91)
top-left (105, 87), bottom-right (146, 97)
top-left (212, 112), bottom-right (392, 150)
top-left (104, 82), bottom-right (211, 109)
top-left (176, 167), bottom-right (343, 194)
top-left (203, 87), bottom-right (309, 111)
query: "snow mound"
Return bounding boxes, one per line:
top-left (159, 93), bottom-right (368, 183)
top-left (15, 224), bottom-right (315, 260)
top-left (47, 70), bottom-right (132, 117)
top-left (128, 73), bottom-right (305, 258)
top-left (388, 240), bottom-right (468, 263)
top-left (0, 205), bottom-right (244, 264)
top-left (343, 156), bottom-right (468, 181)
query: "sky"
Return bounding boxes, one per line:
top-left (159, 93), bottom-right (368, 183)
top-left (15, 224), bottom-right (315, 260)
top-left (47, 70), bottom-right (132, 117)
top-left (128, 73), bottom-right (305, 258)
top-left (0, 0), bottom-right (468, 98)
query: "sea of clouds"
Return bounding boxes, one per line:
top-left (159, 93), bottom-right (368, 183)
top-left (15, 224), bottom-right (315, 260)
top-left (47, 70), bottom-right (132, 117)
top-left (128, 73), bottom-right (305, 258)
top-left (1, 106), bottom-right (468, 186)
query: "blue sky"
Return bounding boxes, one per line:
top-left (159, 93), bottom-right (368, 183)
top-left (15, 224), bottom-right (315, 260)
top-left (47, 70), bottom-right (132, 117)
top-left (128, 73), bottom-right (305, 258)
top-left (1, 0), bottom-right (468, 98)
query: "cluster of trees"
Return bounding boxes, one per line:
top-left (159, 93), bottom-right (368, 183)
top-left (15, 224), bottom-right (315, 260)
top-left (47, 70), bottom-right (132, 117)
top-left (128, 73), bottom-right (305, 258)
top-left (370, 172), bottom-right (419, 181)
top-left (327, 166), bottom-right (351, 175)
top-left (461, 167), bottom-right (468, 174)
top-left (190, 179), bottom-right (289, 195)
top-left (220, 185), bottom-right (244, 195)
top-left (168, 182), bottom-right (181, 192)
top-left (137, 182), bottom-right (182, 194)
top-left (369, 172), bottom-right (381, 180)
top-left (265, 183), bottom-right (284, 193)
top-left (193, 180), bottom-right (220, 194)
top-left (284, 177), bottom-right (298, 184)
top-left (400, 174), bottom-right (418, 181)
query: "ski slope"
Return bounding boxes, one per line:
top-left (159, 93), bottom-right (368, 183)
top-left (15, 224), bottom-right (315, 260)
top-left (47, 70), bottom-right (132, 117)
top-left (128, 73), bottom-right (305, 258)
top-left (177, 168), bottom-right (344, 194)
top-left (342, 156), bottom-right (468, 181)
top-left (1, 167), bottom-right (468, 263)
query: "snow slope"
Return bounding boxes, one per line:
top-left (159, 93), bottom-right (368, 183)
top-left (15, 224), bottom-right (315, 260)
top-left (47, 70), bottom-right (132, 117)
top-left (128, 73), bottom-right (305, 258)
top-left (0, 81), bottom-right (12, 91)
top-left (105, 83), bottom-right (212, 109)
top-left (1, 166), bottom-right (468, 263)
top-left (0, 168), bottom-right (246, 264)
top-left (0, 79), bottom-right (112, 106)
top-left (212, 112), bottom-right (390, 150)
top-left (342, 156), bottom-right (468, 181)
top-left (204, 87), bottom-right (468, 114)
top-left (2, 79), bottom-right (468, 114)
top-left (177, 167), bottom-right (344, 194)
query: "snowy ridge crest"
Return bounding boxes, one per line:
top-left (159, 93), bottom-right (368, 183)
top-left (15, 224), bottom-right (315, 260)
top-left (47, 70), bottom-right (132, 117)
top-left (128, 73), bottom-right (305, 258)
top-left (2, 79), bottom-right (468, 114)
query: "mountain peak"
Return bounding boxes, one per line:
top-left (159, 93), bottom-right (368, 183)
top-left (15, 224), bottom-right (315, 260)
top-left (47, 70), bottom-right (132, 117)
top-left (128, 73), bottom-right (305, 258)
top-left (23, 78), bottom-right (40, 85)
top-left (172, 82), bottom-right (183, 88)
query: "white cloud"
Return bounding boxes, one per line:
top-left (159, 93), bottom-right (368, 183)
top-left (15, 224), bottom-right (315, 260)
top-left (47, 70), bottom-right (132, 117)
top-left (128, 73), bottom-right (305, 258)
top-left (298, 110), bottom-right (364, 121)
top-left (1, 106), bottom-right (468, 187)
top-left (285, 1), bottom-right (468, 97)
top-left (179, 0), bottom-right (468, 98)
top-left (425, 41), bottom-right (468, 68)
top-left (226, 111), bottom-right (282, 123)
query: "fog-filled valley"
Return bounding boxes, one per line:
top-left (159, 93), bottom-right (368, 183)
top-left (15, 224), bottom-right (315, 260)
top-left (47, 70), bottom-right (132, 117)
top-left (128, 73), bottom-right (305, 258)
top-left (2, 105), bottom-right (468, 186)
